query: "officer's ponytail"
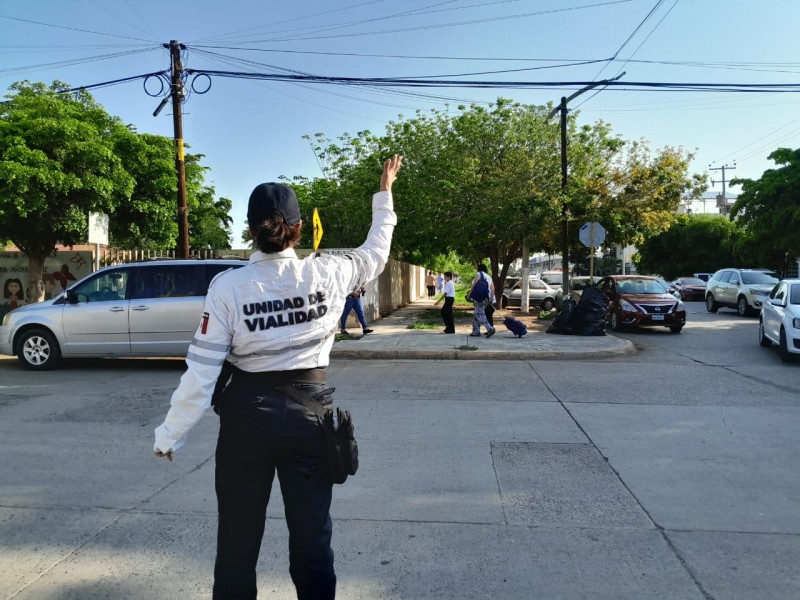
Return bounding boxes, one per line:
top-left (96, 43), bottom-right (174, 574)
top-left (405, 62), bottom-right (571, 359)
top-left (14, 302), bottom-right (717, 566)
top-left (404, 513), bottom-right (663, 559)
top-left (252, 217), bottom-right (302, 253)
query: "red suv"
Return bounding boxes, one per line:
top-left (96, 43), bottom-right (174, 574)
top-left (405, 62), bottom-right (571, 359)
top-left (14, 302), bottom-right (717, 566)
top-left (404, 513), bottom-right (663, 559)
top-left (596, 275), bottom-right (686, 333)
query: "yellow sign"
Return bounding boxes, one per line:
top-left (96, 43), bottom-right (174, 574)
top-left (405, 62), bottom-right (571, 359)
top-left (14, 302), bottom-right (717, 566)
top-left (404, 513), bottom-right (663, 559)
top-left (312, 208), bottom-right (323, 252)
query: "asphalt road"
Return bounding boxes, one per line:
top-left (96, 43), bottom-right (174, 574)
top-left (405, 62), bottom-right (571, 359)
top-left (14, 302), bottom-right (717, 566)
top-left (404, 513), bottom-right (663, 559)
top-left (1, 300), bottom-right (798, 599)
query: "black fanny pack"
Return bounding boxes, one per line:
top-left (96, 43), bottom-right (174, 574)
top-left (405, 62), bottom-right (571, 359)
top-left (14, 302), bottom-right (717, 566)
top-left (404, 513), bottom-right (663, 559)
top-left (278, 385), bottom-right (359, 485)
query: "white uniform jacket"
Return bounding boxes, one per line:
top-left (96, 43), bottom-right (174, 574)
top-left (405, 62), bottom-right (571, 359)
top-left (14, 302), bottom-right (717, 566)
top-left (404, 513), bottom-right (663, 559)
top-left (154, 191), bottom-right (396, 454)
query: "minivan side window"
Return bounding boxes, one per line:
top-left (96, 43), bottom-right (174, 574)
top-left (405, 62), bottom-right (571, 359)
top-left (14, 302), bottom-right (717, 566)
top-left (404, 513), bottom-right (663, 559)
top-left (204, 264), bottom-right (243, 291)
top-left (72, 269), bottom-right (130, 303)
top-left (131, 265), bottom-right (204, 300)
top-left (718, 271), bottom-right (733, 284)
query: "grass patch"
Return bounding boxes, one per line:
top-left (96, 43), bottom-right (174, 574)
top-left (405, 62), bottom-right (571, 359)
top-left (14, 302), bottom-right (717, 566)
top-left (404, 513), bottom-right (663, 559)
top-left (335, 332), bottom-right (361, 341)
top-left (537, 310), bottom-right (555, 320)
top-left (417, 308), bottom-right (472, 320)
top-left (455, 344), bottom-right (478, 351)
top-left (407, 321), bottom-right (440, 329)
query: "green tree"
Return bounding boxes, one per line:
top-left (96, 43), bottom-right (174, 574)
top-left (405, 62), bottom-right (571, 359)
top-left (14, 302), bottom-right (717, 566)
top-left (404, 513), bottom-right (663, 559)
top-left (280, 100), bottom-right (703, 293)
top-left (730, 147), bottom-right (800, 269)
top-left (596, 142), bottom-right (706, 249)
top-left (111, 132), bottom-right (178, 249)
top-left (185, 154), bottom-right (233, 251)
top-left (0, 81), bottom-right (135, 280)
top-left (636, 214), bottom-right (743, 279)
top-left (0, 81), bottom-right (235, 277)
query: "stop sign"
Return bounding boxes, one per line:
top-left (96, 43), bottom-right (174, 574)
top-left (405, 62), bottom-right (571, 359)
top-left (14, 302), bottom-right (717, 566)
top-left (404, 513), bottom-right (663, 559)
top-left (579, 222), bottom-right (605, 247)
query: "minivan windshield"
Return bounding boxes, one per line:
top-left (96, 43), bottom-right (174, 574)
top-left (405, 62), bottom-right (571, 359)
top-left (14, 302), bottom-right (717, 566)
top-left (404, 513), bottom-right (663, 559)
top-left (741, 271), bottom-right (780, 285)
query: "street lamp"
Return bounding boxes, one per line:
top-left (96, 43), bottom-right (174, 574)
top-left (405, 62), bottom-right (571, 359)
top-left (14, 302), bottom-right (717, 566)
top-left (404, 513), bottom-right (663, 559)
top-left (547, 73), bottom-right (625, 295)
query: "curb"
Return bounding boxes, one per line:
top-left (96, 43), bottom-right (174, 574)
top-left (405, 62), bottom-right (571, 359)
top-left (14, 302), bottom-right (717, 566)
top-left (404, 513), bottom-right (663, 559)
top-left (331, 338), bottom-right (636, 361)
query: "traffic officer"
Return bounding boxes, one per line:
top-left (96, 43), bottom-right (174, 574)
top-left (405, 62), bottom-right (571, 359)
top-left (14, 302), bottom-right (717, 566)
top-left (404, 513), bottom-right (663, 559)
top-left (154, 155), bottom-right (403, 599)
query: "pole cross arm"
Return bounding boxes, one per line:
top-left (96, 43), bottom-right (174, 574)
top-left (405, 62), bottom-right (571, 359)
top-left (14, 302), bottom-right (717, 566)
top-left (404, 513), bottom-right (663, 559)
top-left (547, 72), bottom-right (626, 120)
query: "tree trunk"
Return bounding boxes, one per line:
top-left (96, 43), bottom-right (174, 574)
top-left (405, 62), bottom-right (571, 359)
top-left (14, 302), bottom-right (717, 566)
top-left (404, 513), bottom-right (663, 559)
top-left (16, 246), bottom-right (48, 304)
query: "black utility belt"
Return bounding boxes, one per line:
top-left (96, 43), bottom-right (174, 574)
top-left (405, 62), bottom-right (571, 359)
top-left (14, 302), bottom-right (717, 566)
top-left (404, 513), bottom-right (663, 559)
top-left (229, 364), bottom-right (326, 385)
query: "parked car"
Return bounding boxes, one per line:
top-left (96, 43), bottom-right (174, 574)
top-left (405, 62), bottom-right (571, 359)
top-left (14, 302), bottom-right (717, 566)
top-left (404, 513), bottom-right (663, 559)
top-left (536, 270), bottom-right (565, 291)
top-left (501, 277), bottom-right (558, 311)
top-left (569, 276), bottom-right (600, 302)
top-left (653, 277), bottom-right (680, 299)
top-left (758, 278), bottom-right (800, 362)
top-left (672, 276), bottom-right (706, 301)
top-left (0, 259), bottom-right (246, 370)
top-left (693, 272), bottom-right (713, 282)
top-left (705, 268), bottom-right (781, 316)
top-left (596, 275), bottom-right (686, 333)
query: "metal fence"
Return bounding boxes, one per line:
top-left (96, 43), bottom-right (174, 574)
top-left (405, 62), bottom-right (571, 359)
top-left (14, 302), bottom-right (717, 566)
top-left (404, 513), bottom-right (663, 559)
top-left (102, 248), bottom-right (251, 266)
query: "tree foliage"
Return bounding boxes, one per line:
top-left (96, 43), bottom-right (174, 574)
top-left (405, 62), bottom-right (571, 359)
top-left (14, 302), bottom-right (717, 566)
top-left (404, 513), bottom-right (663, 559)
top-left (0, 81), bottom-right (135, 278)
top-left (275, 99), bottom-right (704, 292)
top-left (730, 147), bottom-right (800, 268)
top-left (636, 214), bottom-right (744, 279)
top-left (0, 81), bottom-right (233, 280)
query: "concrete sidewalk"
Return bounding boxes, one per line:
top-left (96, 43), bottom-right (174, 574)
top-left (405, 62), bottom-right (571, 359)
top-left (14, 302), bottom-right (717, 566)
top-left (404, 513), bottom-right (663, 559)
top-left (332, 296), bottom-right (634, 360)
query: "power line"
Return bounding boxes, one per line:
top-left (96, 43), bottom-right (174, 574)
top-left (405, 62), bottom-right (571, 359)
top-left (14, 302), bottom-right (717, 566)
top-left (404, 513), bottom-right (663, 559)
top-left (576, 0), bottom-right (676, 109)
top-left (178, 70), bottom-right (800, 93)
top-left (0, 47), bottom-right (160, 77)
top-left (191, 47), bottom-right (491, 110)
top-left (215, 0), bottom-right (634, 45)
top-left (65, 70), bottom-right (168, 93)
top-left (0, 14), bottom-right (156, 43)
top-left (192, 0), bottom-right (394, 44)
top-left (186, 45), bottom-right (800, 71)
top-left (87, 0), bottom-right (160, 42)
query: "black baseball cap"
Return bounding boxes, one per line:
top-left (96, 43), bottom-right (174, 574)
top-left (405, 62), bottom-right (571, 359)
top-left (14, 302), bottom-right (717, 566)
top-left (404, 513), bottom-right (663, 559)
top-left (247, 183), bottom-right (302, 227)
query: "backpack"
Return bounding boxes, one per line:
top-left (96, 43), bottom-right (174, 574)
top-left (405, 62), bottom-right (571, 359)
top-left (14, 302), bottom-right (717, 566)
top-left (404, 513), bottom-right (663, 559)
top-left (470, 273), bottom-right (490, 302)
top-left (502, 316), bottom-right (528, 338)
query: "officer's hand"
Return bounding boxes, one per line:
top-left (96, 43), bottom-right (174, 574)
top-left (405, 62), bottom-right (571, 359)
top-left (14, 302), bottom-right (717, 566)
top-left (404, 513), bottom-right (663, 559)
top-left (154, 450), bottom-right (173, 462)
top-left (380, 154), bottom-right (403, 192)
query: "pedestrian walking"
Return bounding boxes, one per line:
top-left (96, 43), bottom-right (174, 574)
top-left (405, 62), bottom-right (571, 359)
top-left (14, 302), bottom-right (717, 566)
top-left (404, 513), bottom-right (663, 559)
top-left (153, 155), bottom-right (403, 600)
top-left (436, 272), bottom-right (444, 294)
top-left (439, 271), bottom-right (456, 333)
top-left (469, 264), bottom-right (496, 338)
top-left (340, 286), bottom-right (373, 335)
top-left (425, 271), bottom-right (436, 298)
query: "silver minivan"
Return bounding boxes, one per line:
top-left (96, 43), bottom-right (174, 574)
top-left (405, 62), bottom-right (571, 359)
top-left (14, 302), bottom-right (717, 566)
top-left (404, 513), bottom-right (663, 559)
top-left (0, 259), bottom-right (245, 370)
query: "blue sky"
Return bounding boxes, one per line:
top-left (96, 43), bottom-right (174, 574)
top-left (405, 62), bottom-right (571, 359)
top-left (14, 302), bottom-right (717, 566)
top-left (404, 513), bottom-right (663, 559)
top-left (2, 0), bottom-right (799, 245)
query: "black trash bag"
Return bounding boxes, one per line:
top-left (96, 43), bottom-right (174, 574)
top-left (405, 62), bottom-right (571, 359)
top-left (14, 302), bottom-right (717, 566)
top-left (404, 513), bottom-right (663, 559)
top-left (547, 297), bottom-right (576, 335)
top-left (572, 286), bottom-right (607, 336)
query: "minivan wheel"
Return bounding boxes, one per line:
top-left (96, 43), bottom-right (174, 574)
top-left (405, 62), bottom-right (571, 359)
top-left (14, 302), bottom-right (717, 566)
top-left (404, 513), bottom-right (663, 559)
top-left (17, 328), bottom-right (62, 371)
top-left (705, 294), bottom-right (719, 313)
top-left (541, 298), bottom-right (554, 312)
top-left (737, 296), bottom-right (754, 317)
top-left (759, 319), bottom-right (772, 347)
top-left (779, 327), bottom-right (793, 363)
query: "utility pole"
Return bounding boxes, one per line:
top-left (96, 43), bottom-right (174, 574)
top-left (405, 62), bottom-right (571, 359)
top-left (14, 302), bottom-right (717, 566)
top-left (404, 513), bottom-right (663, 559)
top-left (710, 162), bottom-right (736, 216)
top-left (547, 72), bottom-right (625, 296)
top-left (168, 40), bottom-right (190, 258)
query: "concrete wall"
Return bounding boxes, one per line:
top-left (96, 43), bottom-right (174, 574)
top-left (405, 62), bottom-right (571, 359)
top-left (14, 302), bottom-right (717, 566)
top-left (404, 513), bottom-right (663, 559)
top-left (345, 258), bottom-right (426, 329)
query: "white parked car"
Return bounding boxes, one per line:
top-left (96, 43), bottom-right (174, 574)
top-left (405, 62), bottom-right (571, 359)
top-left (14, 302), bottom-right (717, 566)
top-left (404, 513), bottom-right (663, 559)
top-left (705, 268), bottom-right (781, 316)
top-left (758, 278), bottom-right (800, 362)
top-left (501, 277), bottom-right (559, 311)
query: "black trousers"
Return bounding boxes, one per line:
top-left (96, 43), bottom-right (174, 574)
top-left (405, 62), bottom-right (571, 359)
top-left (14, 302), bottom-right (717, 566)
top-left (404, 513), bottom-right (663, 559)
top-left (426, 285), bottom-right (436, 298)
top-left (213, 378), bottom-right (335, 600)
top-left (441, 296), bottom-right (455, 332)
top-left (485, 304), bottom-right (495, 327)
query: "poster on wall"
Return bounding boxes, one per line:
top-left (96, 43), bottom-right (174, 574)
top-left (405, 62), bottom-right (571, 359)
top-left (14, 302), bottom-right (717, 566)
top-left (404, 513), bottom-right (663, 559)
top-left (0, 250), bottom-right (93, 319)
